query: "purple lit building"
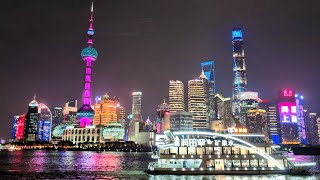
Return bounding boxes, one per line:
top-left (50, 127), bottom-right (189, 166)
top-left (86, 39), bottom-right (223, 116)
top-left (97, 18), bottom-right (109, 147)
top-left (76, 2), bottom-right (98, 128)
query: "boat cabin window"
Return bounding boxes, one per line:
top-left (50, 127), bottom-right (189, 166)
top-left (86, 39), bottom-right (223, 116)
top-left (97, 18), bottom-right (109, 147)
top-left (241, 160), bottom-right (250, 167)
top-left (259, 159), bottom-right (267, 167)
top-left (188, 147), bottom-right (196, 155)
top-left (179, 147), bottom-right (187, 155)
top-left (196, 147), bottom-right (205, 155)
top-left (232, 160), bottom-right (241, 167)
top-left (205, 147), bottom-right (213, 155)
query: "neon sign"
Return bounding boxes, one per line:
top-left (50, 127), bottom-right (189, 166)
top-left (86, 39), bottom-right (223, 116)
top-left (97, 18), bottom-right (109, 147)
top-left (282, 90), bottom-right (293, 97)
top-left (278, 102), bottom-right (297, 123)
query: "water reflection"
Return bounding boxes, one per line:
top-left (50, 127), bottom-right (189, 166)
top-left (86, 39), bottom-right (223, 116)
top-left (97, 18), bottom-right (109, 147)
top-left (0, 151), bottom-right (319, 179)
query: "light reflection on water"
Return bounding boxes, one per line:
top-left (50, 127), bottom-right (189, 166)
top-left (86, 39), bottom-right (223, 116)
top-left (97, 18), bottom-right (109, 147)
top-left (0, 150), bottom-right (319, 179)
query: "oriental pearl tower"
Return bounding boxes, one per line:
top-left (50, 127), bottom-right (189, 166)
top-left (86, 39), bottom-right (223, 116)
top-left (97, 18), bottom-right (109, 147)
top-left (77, 1), bottom-right (98, 127)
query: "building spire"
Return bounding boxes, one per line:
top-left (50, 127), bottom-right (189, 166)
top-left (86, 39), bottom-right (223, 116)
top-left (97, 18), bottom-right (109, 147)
top-left (199, 67), bottom-right (207, 79)
top-left (87, 1), bottom-right (95, 46)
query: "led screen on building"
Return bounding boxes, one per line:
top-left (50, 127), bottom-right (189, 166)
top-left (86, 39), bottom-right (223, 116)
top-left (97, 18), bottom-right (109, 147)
top-left (278, 102), bottom-right (297, 123)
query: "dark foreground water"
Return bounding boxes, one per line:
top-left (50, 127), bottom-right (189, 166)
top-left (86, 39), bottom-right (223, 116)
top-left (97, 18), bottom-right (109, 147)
top-left (0, 150), bottom-right (319, 179)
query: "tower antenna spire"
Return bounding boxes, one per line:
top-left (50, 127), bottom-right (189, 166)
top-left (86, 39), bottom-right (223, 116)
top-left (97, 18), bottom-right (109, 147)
top-left (87, 0), bottom-right (95, 46)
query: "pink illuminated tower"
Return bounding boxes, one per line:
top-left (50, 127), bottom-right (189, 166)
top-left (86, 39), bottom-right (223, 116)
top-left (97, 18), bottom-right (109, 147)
top-left (76, 1), bottom-right (98, 128)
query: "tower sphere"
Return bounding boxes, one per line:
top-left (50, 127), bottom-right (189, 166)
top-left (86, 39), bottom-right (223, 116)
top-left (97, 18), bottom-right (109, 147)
top-left (81, 47), bottom-right (98, 60)
top-left (76, 104), bottom-right (94, 119)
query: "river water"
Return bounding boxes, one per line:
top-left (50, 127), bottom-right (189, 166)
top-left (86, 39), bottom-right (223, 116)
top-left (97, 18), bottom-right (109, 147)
top-left (0, 150), bottom-right (319, 179)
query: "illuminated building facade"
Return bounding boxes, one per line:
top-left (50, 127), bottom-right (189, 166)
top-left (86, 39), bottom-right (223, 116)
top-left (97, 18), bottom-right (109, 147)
top-left (213, 94), bottom-right (232, 128)
top-left (24, 97), bottom-right (39, 142)
top-left (102, 123), bottom-right (125, 141)
top-left (63, 100), bottom-right (78, 122)
top-left (278, 89), bottom-right (299, 145)
top-left (295, 93), bottom-right (306, 144)
top-left (93, 93), bottom-right (117, 126)
top-left (52, 107), bottom-right (63, 129)
top-left (77, 2), bottom-right (98, 127)
top-left (188, 77), bottom-right (208, 130)
top-left (170, 111), bottom-right (193, 131)
top-left (128, 92), bottom-right (143, 142)
top-left (157, 100), bottom-right (170, 133)
top-left (15, 115), bottom-right (26, 140)
top-left (117, 106), bottom-right (126, 129)
top-left (62, 126), bottom-right (102, 145)
top-left (201, 61), bottom-right (216, 120)
top-left (305, 113), bottom-right (319, 145)
top-left (266, 105), bottom-right (280, 143)
top-left (239, 92), bottom-right (260, 126)
top-left (246, 109), bottom-right (268, 138)
top-left (11, 116), bottom-right (19, 140)
top-left (38, 103), bottom-right (52, 142)
top-left (169, 80), bottom-right (185, 112)
top-left (132, 92), bottom-right (142, 119)
top-left (231, 28), bottom-right (247, 117)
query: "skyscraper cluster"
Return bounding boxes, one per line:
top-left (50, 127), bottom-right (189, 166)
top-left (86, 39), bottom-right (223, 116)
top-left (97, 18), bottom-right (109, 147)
top-left (9, 2), bottom-right (320, 148)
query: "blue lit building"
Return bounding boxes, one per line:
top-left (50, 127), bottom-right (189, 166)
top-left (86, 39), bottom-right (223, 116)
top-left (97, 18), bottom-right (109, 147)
top-left (11, 116), bottom-right (19, 140)
top-left (231, 28), bottom-right (247, 117)
top-left (201, 61), bottom-right (216, 120)
top-left (295, 93), bottom-right (307, 144)
top-left (38, 103), bottom-right (52, 142)
top-left (24, 97), bottom-right (39, 142)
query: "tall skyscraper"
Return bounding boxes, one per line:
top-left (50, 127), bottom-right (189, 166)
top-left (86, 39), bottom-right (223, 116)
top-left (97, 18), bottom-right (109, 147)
top-left (305, 113), bottom-right (319, 145)
top-left (24, 97), bottom-right (39, 142)
top-left (52, 107), bottom-right (63, 129)
top-left (157, 100), bottom-right (170, 133)
top-left (11, 116), bottom-right (19, 140)
top-left (15, 114), bottom-right (26, 140)
top-left (295, 93), bottom-right (307, 144)
top-left (266, 105), bottom-right (280, 143)
top-left (231, 28), bottom-right (247, 117)
top-left (188, 74), bottom-right (208, 130)
top-left (201, 61), bottom-right (216, 119)
top-left (93, 93), bottom-right (118, 126)
top-left (128, 92), bottom-right (143, 141)
top-left (38, 103), bottom-right (52, 142)
top-left (169, 80), bottom-right (184, 112)
top-left (117, 106), bottom-right (126, 129)
top-left (132, 92), bottom-right (142, 119)
top-left (277, 89), bottom-right (299, 145)
top-left (77, 2), bottom-right (98, 128)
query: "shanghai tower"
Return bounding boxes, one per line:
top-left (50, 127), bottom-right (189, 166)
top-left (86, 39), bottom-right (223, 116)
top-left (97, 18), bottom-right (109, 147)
top-left (77, 2), bottom-right (99, 127)
top-left (231, 28), bottom-right (247, 116)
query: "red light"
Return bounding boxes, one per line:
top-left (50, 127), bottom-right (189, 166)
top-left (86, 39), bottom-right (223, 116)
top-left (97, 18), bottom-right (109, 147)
top-left (283, 90), bottom-right (293, 97)
top-left (262, 99), bottom-right (269, 103)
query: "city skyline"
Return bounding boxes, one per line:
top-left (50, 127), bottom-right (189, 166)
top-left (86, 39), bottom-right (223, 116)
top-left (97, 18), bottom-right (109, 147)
top-left (1, 0), bottom-right (320, 139)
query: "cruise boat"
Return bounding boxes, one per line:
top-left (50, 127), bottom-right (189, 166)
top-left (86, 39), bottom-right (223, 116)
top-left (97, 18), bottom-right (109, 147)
top-left (147, 130), bottom-right (316, 175)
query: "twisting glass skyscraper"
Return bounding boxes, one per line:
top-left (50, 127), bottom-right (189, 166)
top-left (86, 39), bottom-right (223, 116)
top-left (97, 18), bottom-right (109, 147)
top-left (77, 2), bottom-right (99, 127)
top-left (232, 28), bottom-right (247, 116)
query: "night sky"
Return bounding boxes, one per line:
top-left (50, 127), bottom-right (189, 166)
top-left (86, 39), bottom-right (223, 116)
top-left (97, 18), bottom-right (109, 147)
top-left (1, 0), bottom-right (320, 139)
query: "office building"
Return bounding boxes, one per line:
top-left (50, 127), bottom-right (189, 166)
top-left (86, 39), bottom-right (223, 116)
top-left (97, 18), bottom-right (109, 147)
top-left (38, 103), bottom-right (52, 142)
top-left (188, 75), bottom-right (208, 130)
top-left (117, 106), bottom-right (126, 129)
top-left (15, 115), bottom-right (26, 140)
top-left (201, 61), bottom-right (216, 120)
top-left (246, 109), bottom-right (268, 138)
top-left (170, 111), bottom-right (193, 131)
top-left (305, 113), bottom-right (319, 145)
top-left (169, 80), bottom-right (184, 112)
top-left (277, 89), bottom-right (299, 145)
top-left (52, 107), bottom-right (63, 130)
top-left (295, 93), bottom-right (307, 144)
top-left (11, 116), bottom-right (19, 140)
top-left (93, 93), bottom-right (117, 126)
top-left (24, 97), bottom-right (39, 142)
top-left (213, 94), bottom-right (233, 128)
top-left (239, 92), bottom-right (260, 126)
top-left (128, 92), bottom-right (144, 142)
top-left (156, 99), bottom-right (170, 133)
top-left (231, 28), bottom-right (247, 117)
